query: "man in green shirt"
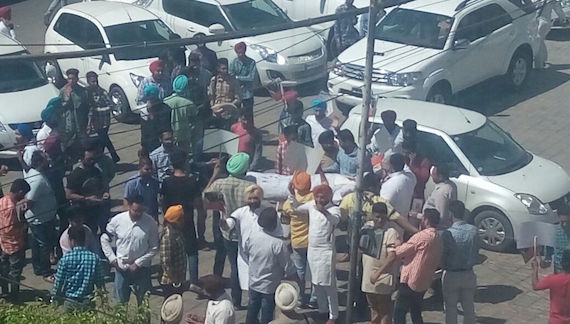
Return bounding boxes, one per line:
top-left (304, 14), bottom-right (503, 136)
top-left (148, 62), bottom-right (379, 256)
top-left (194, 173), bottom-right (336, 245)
top-left (164, 75), bottom-right (198, 152)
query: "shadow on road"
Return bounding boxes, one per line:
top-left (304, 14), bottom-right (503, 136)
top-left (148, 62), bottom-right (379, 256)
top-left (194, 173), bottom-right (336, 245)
top-left (453, 69), bottom-right (570, 116)
top-left (547, 29), bottom-right (570, 41)
top-left (475, 285), bottom-right (523, 304)
top-left (476, 315), bottom-right (508, 324)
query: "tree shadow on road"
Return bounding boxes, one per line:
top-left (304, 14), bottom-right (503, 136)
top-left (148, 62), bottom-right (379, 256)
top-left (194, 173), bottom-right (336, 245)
top-left (452, 69), bottom-right (570, 117)
top-left (475, 285), bottom-right (523, 304)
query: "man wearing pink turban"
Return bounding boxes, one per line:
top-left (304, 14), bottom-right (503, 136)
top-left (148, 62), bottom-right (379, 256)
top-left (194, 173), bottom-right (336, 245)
top-left (136, 60), bottom-right (166, 106)
top-left (230, 42), bottom-right (257, 125)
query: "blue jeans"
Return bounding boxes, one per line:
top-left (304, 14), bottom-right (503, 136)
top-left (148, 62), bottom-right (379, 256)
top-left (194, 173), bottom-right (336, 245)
top-left (223, 239), bottom-right (241, 306)
top-left (246, 289), bottom-right (275, 324)
top-left (187, 253), bottom-right (199, 284)
top-left (29, 221), bottom-right (56, 277)
top-left (114, 267), bottom-right (152, 305)
top-left (291, 247), bottom-right (316, 304)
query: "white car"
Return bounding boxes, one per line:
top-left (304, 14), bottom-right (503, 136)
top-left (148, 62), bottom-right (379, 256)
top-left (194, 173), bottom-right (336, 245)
top-left (328, 0), bottom-right (540, 112)
top-left (273, 0), bottom-right (369, 49)
top-left (0, 34), bottom-right (59, 158)
top-left (44, 1), bottom-right (179, 122)
top-left (115, 0), bottom-right (328, 87)
top-left (342, 98), bottom-right (570, 252)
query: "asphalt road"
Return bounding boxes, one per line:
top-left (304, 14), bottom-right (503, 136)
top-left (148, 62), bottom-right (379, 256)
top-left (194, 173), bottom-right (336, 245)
top-left (5, 0), bottom-right (570, 323)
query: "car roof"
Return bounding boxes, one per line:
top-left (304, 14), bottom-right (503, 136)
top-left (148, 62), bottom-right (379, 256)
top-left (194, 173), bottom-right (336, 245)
top-left (350, 98), bottom-right (487, 135)
top-left (0, 34), bottom-right (26, 56)
top-left (399, 0), bottom-right (484, 17)
top-left (64, 1), bottom-right (159, 27)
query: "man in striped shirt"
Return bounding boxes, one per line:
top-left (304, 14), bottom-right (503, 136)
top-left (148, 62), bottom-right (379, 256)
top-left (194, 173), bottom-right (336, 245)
top-left (394, 208), bottom-right (443, 324)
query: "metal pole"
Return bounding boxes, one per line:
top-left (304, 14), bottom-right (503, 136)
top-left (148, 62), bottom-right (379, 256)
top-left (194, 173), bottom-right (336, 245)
top-left (345, 0), bottom-right (378, 322)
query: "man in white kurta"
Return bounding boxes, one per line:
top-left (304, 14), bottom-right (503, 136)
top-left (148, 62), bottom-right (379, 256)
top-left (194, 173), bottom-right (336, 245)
top-left (289, 184), bottom-right (341, 322)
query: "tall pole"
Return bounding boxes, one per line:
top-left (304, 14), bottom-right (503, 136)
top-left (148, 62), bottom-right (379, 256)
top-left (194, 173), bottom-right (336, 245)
top-left (345, 0), bottom-right (378, 323)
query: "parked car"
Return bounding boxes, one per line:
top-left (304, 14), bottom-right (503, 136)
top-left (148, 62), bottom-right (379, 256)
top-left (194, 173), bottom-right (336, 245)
top-left (328, 0), bottom-right (540, 113)
top-left (272, 0), bottom-right (369, 52)
top-left (111, 0), bottom-right (328, 87)
top-left (342, 98), bottom-right (570, 252)
top-left (0, 34), bottom-right (59, 158)
top-left (44, 1), bottom-right (179, 122)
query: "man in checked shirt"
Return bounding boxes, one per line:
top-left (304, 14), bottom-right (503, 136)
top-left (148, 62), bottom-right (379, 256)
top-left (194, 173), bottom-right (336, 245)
top-left (53, 225), bottom-right (105, 312)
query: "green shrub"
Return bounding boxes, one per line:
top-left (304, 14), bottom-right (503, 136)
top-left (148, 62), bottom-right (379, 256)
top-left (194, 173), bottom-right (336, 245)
top-left (0, 291), bottom-right (152, 324)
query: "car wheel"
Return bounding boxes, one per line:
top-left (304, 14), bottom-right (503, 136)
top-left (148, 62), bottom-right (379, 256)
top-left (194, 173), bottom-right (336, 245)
top-left (506, 50), bottom-right (531, 90)
top-left (474, 209), bottom-right (514, 252)
top-left (109, 86), bottom-right (137, 124)
top-left (426, 83), bottom-right (451, 104)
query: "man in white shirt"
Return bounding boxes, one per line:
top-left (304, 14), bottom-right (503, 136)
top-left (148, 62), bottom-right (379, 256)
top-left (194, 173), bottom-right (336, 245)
top-left (380, 153), bottom-right (417, 219)
top-left (244, 207), bottom-right (289, 324)
top-left (25, 151), bottom-right (58, 281)
top-left (15, 124), bottom-right (40, 178)
top-left (101, 195), bottom-right (159, 305)
top-left (368, 110), bottom-right (401, 155)
top-left (201, 274), bottom-right (235, 324)
top-left (421, 164), bottom-right (457, 227)
top-left (305, 99), bottom-right (337, 147)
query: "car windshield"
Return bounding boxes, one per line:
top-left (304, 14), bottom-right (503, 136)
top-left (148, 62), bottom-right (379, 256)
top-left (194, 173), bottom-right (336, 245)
top-left (375, 8), bottom-right (453, 50)
top-left (453, 121), bottom-right (532, 176)
top-left (0, 51), bottom-right (47, 93)
top-left (222, 0), bottom-right (290, 30)
top-left (105, 20), bottom-right (175, 60)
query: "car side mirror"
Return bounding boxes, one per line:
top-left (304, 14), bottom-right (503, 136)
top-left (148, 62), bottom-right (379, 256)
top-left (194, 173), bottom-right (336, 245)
top-left (452, 38), bottom-right (470, 50)
top-left (208, 23), bottom-right (225, 35)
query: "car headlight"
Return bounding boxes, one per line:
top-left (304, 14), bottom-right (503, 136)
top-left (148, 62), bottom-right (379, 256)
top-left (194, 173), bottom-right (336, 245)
top-left (386, 72), bottom-right (423, 87)
top-left (515, 193), bottom-right (549, 215)
top-left (129, 73), bottom-right (145, 88)
top-left (333, 60), bottom-right (345, 76)
top-left (249, 44), bottom-right (286, 65)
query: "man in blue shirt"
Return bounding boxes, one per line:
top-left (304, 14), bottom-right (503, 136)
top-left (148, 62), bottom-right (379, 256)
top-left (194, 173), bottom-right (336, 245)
top-left (124, 158), bottom-right (160, 220)
top-left (53, 225), bottom-right (105, 312)
top-left (442, 200), bottom-right (479, 324)
top-left (336, 129), bottom-right (371, 177)
top-left (230, 42), bottom-right (257, 123)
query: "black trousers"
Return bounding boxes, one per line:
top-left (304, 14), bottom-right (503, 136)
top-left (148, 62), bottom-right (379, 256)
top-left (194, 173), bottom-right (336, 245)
top-left (394, 283), bottom-right (426, 324)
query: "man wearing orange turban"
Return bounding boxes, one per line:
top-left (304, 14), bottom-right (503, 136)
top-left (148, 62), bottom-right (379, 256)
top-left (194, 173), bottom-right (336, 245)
top-left (136, 60), bottom-right (166, 106)
top-left (160, 205), bottom-right (186, 297)
top-left (287, 181), bottom-right (341, 322)
top-left (282, 171), bottom-right (315, 306)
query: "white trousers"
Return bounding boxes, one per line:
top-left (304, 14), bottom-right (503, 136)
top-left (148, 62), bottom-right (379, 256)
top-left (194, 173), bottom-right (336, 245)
top-left (314, 284), bottom-right (339, 319)
top-left (442, 270), bottom-right (477, 324)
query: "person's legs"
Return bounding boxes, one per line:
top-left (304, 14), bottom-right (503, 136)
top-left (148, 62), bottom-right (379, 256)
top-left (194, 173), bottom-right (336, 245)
top-left (187, 253), bottom-right (199, 284)
top-left (97, 128), bottom-right (119, 161)
top-left (114, 269), bottom-right (131, 303)
top-left (442, 271), bottom-right (459, 324)
top-left (224, 239), bottom-right (241, 306)
top-left (133, 267), bottom-right (152, 305)
top-left (245, 289), bottom-right (262, 324)
top-left (314, 285), bottom-right (330, 316)
top-left (366, 293), bottom-right (381, 324)
top-left (260, 292), bottom-right (276, 324)
top-left (394, 284), bottom-right (412, 324)
top-left (324, 284), bottom-right (339, 320)
top-left (29, 223), bottom-right (54, 277)
top-left (459, 271), bottom-right (477, 324)
top-left (0, 252), bottom-right (9, 295)
top-left (212, 212), bottom-right (226, 276)
top-left (291, 248), bottom-right (308, 299)
top-left (196, 207), bottom-right (206, 244)
top-left (242, 98), bottom-right (254, 120)
top-left (7, 250), bottom-right (25, 300)
top-left (408, 288), bottom-right (425, 324)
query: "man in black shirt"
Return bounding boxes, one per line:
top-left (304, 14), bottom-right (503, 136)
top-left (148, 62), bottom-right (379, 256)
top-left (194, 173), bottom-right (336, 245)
top-left (65, 145), bottom-right (109, 234)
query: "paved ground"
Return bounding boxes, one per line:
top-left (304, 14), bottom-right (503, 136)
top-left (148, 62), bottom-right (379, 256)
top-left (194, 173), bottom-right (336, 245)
top-left (3, 0), bottom-right (570, 323)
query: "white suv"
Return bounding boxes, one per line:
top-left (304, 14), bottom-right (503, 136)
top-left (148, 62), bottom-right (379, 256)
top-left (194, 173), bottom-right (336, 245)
top-left (44, 2), bottom-right (179, 122)
top-left (113, 0), bottom-right (328, 87)
top-left (328, 0), bottom-right (540, 111)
